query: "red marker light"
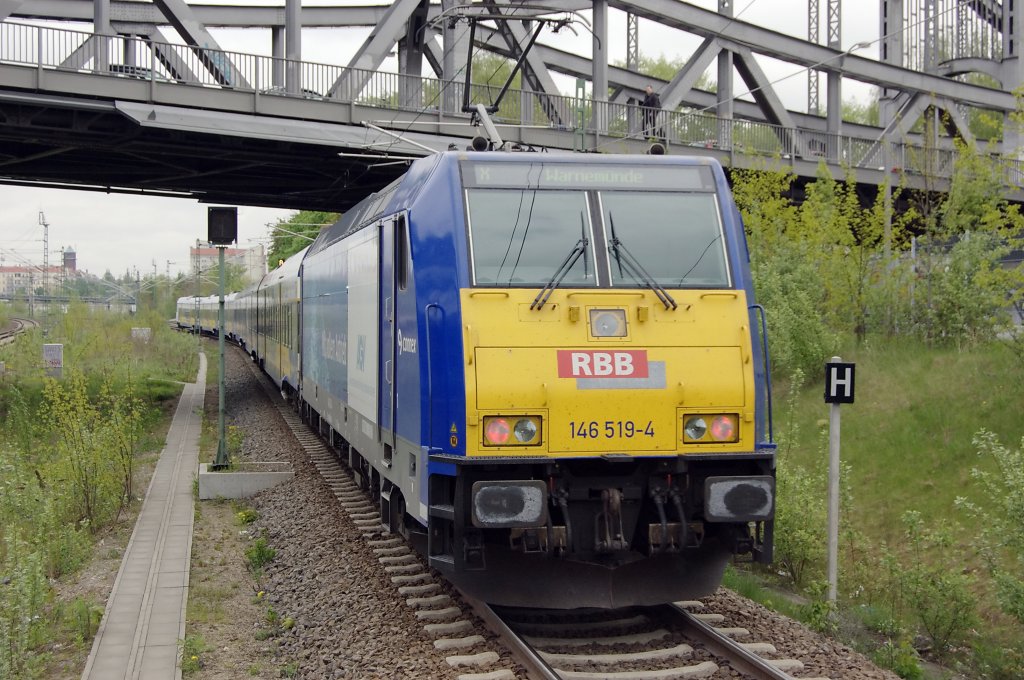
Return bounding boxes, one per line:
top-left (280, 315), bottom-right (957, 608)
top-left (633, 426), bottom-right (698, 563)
top-left (485, 418), bottom-right (512, 445)
top-left (710, 415), bottom-right (737, 442)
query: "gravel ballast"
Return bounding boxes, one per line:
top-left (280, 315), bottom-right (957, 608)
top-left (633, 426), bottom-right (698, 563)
top-left (197, 344), bottom-right (902, 680)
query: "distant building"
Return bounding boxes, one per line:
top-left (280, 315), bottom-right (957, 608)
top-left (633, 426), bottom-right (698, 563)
top-left (190, 243), bottom-right (266, 286)
top-left (0, 264), bottom-right (64, 295)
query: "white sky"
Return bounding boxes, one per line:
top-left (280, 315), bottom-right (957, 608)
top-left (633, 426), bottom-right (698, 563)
top-left (0, 0), bottom-right (881, 278)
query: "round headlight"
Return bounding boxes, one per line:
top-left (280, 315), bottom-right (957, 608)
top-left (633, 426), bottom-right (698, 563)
top-left (513, 418), bottom-right (538, 443)
top-left (684, 417), bottom-right (707, 441)
top-left (485, 418), bottom-right (511, 445)
top-left (710, 415), bottom-right (737, 442)
top-left (589, 309), bottom-right (627, 337)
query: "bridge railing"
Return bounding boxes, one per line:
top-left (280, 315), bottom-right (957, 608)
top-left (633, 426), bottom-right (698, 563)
top-left (2, 20), bottom-right (1022, 184)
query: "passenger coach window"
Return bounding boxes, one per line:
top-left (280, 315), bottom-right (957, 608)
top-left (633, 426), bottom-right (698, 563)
top-left (601, 192), bottom-right (729, 288)
top-left (467, 189), bottom-right (594, 287)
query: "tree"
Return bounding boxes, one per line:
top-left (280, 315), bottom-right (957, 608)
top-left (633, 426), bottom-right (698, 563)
top-left (908, 139), bottom-right (1023, 346)
top-left (731, 163), bottom-right (838, 375)
top-left (613, 54), bottom-right (716, 101)
top-left (841, 96), bottom-right (879, 126)
top-left (201, 261), bottom-right (249, 295)
top-left (266, 211), bottom-right (336, 269)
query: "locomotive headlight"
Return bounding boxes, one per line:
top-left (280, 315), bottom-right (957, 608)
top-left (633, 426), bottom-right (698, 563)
top-left (710, 415), bottom-right (738, 442)
top-left (683, 414), bottom-right (740, 443)
top-left (483, 415), bottom-right (542, 446)
top-left (684, 417), bottom-right (707, 441)
top-left (513, 418), bottom-right (539, 443)
top-left (589, 309), bottom-right (627, 338)
top-left (484, 417), bottom-right (512, 445)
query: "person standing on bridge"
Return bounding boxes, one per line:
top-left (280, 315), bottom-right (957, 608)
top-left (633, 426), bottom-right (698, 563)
top-left (641, 85), bottom-right (663, 140)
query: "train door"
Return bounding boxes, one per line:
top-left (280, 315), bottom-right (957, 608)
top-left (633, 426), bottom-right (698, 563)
top-left (275, 283), bottom-right (283, 378)
top-left (295, 267), bottom-right (302, 388)
top-left (257, 288), bottom-right (266, 366)
top-left (379, 216), bottom-right (398, 466)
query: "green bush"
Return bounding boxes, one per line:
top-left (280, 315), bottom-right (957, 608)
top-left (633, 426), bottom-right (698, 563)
top-left (773, 458), bottom-right (827, 588)
top-left (179, 633), bottom-right (207, 675)
top-left (0, 537), bottom-right (49, 679)
top-left (884, 511), bottom-right (977, 655)
top-left (65, 597), bottom-right (104, 644)
top-left (870, 638), bottom-right (924, 680)
top-left (0, 306), bottom-right (200, 677)
top-left (245, 536), bottom-right (276, 573)
top-left (957, 431), bottom-right (1024, 625)
top-left (751, 247), bottom-right (838, 376)
top-left (970, 641), bottom-right (1024, 680)
top-left (771, 370), bottom-right (827, 588)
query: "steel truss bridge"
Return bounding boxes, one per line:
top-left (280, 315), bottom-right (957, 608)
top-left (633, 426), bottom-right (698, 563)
top-left (1, 0), bottom-right (1022, 212)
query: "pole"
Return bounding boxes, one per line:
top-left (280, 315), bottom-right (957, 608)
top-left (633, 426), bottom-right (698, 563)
top-left (213, 245), bottom-right (229, 468)
top-left (194, 240), bottom-right (201, 344)
top-left (827, 354), bottom-right (842, 603)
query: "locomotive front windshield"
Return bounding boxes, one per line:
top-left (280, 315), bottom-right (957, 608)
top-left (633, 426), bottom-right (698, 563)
top-left (464, 161), bottom-right (729, 289)
top-left (467, 189), bottom-right (595, 286)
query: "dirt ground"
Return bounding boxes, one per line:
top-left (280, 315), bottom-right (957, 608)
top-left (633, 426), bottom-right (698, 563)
top-left (39, 450), bottom-right (162, 678)
top-left (186, 498), bottom-right (294, 679)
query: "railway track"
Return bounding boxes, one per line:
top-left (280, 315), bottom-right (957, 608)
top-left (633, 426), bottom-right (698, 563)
top-left (0, 317), bottom-right (38, 346)
top-left (241, 345), bottom-right (834, 680)
top-left (488, 602), bottom-right (835, 680)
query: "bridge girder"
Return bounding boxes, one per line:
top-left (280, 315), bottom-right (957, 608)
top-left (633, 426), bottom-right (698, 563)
top-left (9, 0), bottom-right (1019, 116)
top-left (597, 0), bottom-right (1016, 112)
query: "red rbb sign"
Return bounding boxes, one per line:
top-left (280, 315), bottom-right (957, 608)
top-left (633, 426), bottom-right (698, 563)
top-left (557, 350), bottom-right (649, 378)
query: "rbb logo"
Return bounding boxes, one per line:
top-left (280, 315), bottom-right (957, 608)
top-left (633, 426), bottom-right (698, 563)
top-left (557, 350), bottom-right (649, 378)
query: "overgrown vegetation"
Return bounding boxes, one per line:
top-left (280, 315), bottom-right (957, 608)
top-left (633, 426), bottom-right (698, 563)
top-left (266, 210), bottom-right (337, 268)
top-left (735, 140), bottom-right (1024, 678)
top-left (0, 304), bottom-right (197, 678)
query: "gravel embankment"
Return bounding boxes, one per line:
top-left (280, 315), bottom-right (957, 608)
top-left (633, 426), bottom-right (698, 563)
top-left (216, 346), bottom-right (511, 679)
top-left (215, 343), bottom-right (901, 680)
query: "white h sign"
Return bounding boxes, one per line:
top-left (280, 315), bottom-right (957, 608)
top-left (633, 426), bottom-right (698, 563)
top-left (825, 361), bottom-right (855, 404)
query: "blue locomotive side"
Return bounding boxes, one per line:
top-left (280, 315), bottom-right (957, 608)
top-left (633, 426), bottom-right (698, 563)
top-left (299, 154), bottom-right (451, 529)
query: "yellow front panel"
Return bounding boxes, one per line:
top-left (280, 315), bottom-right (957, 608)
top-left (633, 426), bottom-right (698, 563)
top-left (462, 289), bottom-right (756, 457)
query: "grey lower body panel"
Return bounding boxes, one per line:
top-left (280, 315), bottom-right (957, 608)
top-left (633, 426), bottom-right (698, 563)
top-left (444, 543), bottom-right (731, 609)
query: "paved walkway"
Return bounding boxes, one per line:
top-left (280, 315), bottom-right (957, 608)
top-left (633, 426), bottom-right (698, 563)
top-left (81, 353), bottom-right (206, 680)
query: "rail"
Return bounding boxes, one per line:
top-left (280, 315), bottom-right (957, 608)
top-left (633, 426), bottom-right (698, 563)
top-left (0, 317), bottom-right (38, 346)
top-left (461, 597), bottom-right (562, 680)
top-left (1, 20), bottom-right (1022, 182)
top-left (669, 602), bottom-right (797, 680)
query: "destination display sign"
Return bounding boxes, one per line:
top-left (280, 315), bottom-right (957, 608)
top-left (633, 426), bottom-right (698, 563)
top-left (462, 161), bottom-right (714, 191)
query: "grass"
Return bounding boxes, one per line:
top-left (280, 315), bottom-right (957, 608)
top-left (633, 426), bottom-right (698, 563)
top-left (722, 567), bottom-right (805, 621)
top-left (777, 338), bottom-right (1024, 545)
top-left (188, 580), bottom-right (238, 624)
top-left (742, 337), bottom-right (1024, 678)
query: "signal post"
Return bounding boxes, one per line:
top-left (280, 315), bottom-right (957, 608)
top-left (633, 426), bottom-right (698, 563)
top-left (824, 357), bottom-right (855, 603)
top-left (208, 207), bottom-right (238, 470)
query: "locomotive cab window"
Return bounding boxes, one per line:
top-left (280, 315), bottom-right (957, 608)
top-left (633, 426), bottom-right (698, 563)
top-left (600, 191), bottom-right (729, 288)
top-left (466, 189), bottom-right (595, 287)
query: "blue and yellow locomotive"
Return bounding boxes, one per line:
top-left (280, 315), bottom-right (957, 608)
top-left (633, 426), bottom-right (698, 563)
top-left (195, 151), bottom-right (775, 608)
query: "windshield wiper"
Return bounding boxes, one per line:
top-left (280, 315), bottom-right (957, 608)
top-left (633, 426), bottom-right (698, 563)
top-left (531, 234), bottom-right (588, 310)
top-left (608, 215), bottom-right (677, 310)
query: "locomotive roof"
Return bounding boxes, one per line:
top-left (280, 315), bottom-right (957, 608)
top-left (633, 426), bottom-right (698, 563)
top-left (306, 151), bottom-right (724, 259)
